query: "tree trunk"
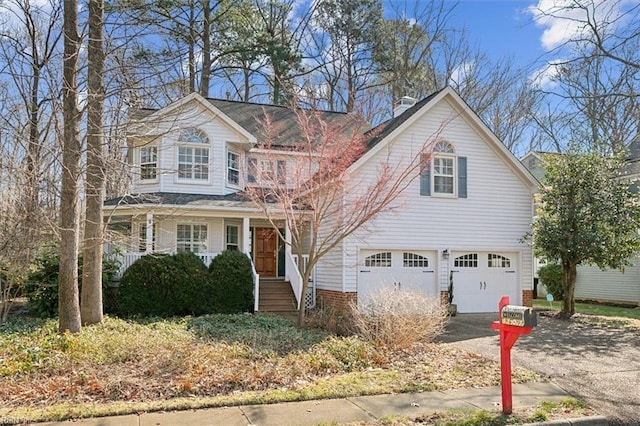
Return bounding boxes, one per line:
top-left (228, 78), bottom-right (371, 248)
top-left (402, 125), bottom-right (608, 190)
top-left (199, 0), bottom-right (211, 97)
top-left (562, 261), bottom-right (577, 317)
top-left (59, 0), bottom-right (82, 333)
top-left (81, 0), bottom-right (105, 326)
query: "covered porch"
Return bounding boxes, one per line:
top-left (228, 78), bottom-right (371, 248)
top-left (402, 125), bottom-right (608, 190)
top-left (104, 206), bottom-right (315, 314)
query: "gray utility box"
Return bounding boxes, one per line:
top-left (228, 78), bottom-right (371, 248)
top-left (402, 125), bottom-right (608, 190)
top-left (501, 305), bottom-right (537, 327)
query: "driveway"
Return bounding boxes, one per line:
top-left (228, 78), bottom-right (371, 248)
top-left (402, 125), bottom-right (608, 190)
top-left (436, 312), bottom-right (640, 425)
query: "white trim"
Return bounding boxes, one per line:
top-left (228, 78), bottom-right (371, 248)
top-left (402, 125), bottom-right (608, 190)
top-left (128, 92), bottom-right (257, 144)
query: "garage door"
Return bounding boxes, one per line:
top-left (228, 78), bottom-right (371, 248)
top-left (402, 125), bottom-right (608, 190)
top-left (451, 252), bottom-right (519, 313)
top-left (358, 250), bottom-right (437, 304)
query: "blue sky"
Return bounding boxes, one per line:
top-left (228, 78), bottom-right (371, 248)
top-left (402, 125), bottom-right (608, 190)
top-left (449, 0), bottom-right (545, 66)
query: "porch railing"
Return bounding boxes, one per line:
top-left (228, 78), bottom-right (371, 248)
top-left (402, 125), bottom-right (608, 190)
top-left (113, 252), bottom-right (220, 279)
top-left (285, 251), bottom-right (304, 309)
top-left (293, 254), bottom-right (316, 309)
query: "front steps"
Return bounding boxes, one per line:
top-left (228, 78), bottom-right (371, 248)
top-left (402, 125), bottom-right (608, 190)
top-left (257, 277), bottom-right (298, 319)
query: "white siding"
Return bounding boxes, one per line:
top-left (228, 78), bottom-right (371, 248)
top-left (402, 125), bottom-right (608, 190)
top-left (331, 99), bottom-right (533, 302)
top-left (131, 101), bottom-right (250, 196)
top-left (576, 262), bottom-right (640, 305)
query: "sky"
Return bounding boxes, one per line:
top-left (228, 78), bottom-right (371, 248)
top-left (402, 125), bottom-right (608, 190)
top-left (450, 0), bottom-right (545, 65)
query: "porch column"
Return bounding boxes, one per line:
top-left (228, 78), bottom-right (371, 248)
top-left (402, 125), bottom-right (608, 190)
top-left (285, 220), bottom-right (292, 257)
top-left (242, 217), bottom-right (250, 256)
top-left (145, 212), bottom-right (153, 254)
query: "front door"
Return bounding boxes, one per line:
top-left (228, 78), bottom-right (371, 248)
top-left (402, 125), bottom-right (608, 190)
top-left (255, 228), bottom-right (277, 276)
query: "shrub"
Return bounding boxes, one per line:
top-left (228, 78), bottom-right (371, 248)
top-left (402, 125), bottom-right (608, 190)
top-left (209, 250), bottom-right (254, 314)
top-left (118, 252), bottom-right (212, 317)
top-left (349, 289), bottom-right (448, 350)
top-left (24, 246), bottom-right (121, 318)
top-left (538, 263), bottom-right (564, 300)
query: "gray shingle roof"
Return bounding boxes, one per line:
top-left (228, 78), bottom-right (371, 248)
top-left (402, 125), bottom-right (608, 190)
top-left (364, 89), bottom-right (443, 149)
top-left (207, 99), bottom-right (364, 148)
top-left (105, 192), bottom-right (259, 208)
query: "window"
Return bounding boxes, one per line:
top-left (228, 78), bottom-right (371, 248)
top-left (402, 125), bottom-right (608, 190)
top-left (488, 253), bottom-right (511, 268)
top-left (139, 146), bottom-right (158, 181)
top-left (420, 141), bottom-right (467, 198)
top-left (138, 222), bottom-right (156, 252)
top-left (226, 225), bottom-right (239, 251)
top-left (178, 128), bottom-right (208, 144)
top-left (433, 141), bottom-right (455, 195)
top-left (403, 252), bottom-right (429, 267)
top-left (365, 252), bottom-right (392, 267)
top-left (454, 253), bottom-right (478, 268)
top-left (276, 160), bottom-right (286, 184)
top-left (227, 151), bottom-right (240, 185)
top-left (176, 224), bottom-right (207, 253)
top-left (433, 156), bottom-right (454, 194)
top-left (246, 157), bottom-right (286, 184)
top-left (177, 128), bottom-right (209, 181)
top-left (247, 157), bottom-right (258, 183)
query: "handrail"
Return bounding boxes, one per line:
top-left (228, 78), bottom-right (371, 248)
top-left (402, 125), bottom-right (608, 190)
top-left (285, 251), bottom-right (303, 309)
top-left (246, 250), bottom-right (260, 312)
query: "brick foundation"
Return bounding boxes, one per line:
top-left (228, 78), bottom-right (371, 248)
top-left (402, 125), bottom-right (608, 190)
top-left (440, 291), bottom-right (450, 306)
top-left (316, 289), bottom-right (357, 315)
top-left (522, 290), bottom-right (533, 307)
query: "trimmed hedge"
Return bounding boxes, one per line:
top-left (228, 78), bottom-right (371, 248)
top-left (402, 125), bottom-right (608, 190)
top-left (538, 263), bottom-right (564, 301)
top-left (209, 250), bottom-right (254, 314)
top-left (118, 252), bottom-right (213, 317)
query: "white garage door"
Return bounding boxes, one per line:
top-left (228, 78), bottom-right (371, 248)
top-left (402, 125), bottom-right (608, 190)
top-left (451, 252), bottom-right (519, 313)
top-left (358, 250), bottom-right (437, 304)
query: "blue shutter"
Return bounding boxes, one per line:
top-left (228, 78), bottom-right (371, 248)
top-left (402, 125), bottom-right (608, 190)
top-left (420, 156), bottom-right (431, 196)
top-left (458, 156), bottom-right (467, 198)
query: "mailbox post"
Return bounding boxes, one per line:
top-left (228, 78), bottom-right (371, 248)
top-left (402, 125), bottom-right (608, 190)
top-left (490, 296), bottom-right (536, 414)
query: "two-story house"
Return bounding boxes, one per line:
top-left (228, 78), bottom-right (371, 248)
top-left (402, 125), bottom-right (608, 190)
top-left (104, 87), bottom-right (538, 314)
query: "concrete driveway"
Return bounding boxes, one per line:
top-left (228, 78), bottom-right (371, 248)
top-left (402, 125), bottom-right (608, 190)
top-left (437, 312), bottom-right (640, 425)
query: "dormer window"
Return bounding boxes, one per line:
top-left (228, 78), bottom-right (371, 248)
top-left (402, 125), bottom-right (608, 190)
top-left (420, 140), bottom-right (467, 198)
top-left (177, 127), bottom-right (209, 181)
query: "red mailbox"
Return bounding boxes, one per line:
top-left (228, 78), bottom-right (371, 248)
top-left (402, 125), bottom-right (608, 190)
top-left (490, 296), bottom-right (536, 414)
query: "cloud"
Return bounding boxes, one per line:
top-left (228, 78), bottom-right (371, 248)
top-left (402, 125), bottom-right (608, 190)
top-left (529, 60), bottom-right (565, 90)
top-left (527, 0), bottom-right (629, 51)
top-left (449, 62), bottom-right (475, 89)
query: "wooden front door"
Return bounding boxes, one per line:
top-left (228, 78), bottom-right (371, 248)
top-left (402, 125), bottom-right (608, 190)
top-left (255, 228), bottom-right (277, 277)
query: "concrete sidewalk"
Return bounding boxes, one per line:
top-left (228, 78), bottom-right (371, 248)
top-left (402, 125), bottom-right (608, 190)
top-left (38, 382), bottom-right (606, 426)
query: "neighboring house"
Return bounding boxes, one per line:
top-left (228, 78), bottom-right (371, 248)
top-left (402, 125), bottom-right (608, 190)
top-left (104, 87), bottom-right (538, 314)
top-left (522, 148), bottom-right (640, 307)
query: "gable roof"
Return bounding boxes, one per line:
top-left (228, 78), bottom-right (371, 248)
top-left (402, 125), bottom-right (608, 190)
top-left (129, 93), bottom-right (363, 148)
top-left (349, 86), bottom-right (538, 191)
top-left (364, 89), bottom-right (443, 150)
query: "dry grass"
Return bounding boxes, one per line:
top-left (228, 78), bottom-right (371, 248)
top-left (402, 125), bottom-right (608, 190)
top-left (350, 289), bottom-right (448, 350)
top-left (0, 314), bottom-right (539, 422)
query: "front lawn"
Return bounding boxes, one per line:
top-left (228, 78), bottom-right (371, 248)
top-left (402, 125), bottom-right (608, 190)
top-left (533, 300), bottom-right (640, 320)
top-left (0, 314), bottom-right (539, 423)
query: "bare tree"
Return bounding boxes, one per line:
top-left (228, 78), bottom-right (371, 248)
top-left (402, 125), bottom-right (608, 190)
top-left (81, 0), bottom-right (106, 326)
top-left (244, 102), bottom-right (437, 325)
top-left (528, 0), bottom-right (640, 152)
top-left (59, 0), bottom-right (82, 333)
